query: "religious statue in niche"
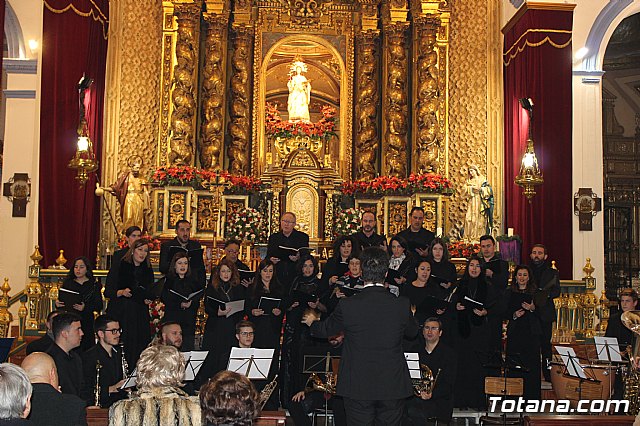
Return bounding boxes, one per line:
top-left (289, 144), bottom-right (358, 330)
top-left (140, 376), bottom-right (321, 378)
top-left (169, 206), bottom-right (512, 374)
top-left (287, 56), bottom-right (311, 122)
top-left (97, 155), bottom-right (151, 233)
top-left (463, 165), bottom-right (494, 242)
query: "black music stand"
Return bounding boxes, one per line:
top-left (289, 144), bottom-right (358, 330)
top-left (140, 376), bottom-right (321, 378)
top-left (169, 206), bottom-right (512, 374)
top-left (228, 347), bottom-right (274, 379)
top-left (303, 349), bottom-right (341, 426)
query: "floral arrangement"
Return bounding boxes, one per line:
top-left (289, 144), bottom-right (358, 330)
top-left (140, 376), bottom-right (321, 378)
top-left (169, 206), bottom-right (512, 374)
top-left (225, 208), bottom-right (268, 243)
top-left (148, 300), bottom-right (165, 334)
top-left (150, 166), bottom-right (265, 193)
top-left (342, 173), bottom-right (454, 197)
top-left (264, 102), bottom-right (337, 141)
top-left (116, 233), bottom-right (161, 251)
top-left (496, 234), bottom-right (522, 243)
top-left (333, 207), bottom-right (364, 238)
top-left (447, 241), bottom-right (480, 258)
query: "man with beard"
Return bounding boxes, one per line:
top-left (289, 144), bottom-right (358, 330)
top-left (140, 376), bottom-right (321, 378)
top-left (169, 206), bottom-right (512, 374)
top-left (155, 322), bottom-right (183, 349)
top-left (478, 235), bottom-right (509, 354)
top-left (529, 244), bottom-right (560, 382)
top-left (81, 315), bottom-right (126, 408)
top-left (159, 220), bottom-right (205, 287)
top-left (396, 207), bottom-right (435, 259)
top-left (353, 211), bottom-right (387, 250)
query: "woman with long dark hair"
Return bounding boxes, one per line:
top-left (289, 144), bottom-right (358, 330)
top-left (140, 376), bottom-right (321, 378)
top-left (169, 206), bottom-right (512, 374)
top-left (504, 265), bottom-right (542, 400)
top-left (426, 238), bottom-right (457, 291)
top-left (453, 256), bottom-right (497, 409)
top-left (322, 235), bottom-right (359, 290)
top-left (202, 258), bottom-right (246, 359)
top-left (57, 256), bottom-right (103, 351)
top-left (161, 252), bottom-right (203, 351)
top-left (386, 235), bottom-right (415, 293)
top-left (247, 259), bottom-right (284, 350)
top-left (105, 238), bottom-right (154, 367)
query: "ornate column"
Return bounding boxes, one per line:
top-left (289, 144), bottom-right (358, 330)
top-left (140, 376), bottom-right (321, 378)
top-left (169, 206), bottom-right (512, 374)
top-left (355, 30), bottom-right (380, 180)
top-left (382, 1), bottom-right (409, 177)
top-left (227, 24), bottom-right (254, 175)
top-left (411, 1), bottom-right (449, 175)
top-left (167, 1), bottom-right (202, 166)
top-left (200, 3), bottom-right (230, 170)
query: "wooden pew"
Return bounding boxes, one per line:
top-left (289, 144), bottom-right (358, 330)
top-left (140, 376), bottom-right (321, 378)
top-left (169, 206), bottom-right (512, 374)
top-left (86, 408), bottom-right (287, 426)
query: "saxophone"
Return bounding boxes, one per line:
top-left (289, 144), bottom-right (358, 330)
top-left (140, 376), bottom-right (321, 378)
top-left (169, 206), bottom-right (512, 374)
top-left (259, 374), bottom-right (278, 409)
top-left (621, 310), bottom-right (640, 415)
top-left (94, 360), bottom-right (102, 407)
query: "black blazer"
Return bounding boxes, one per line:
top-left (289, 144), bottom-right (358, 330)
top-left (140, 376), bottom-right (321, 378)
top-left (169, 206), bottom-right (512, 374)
top-left (310, 285), bottom-right (418, 400)
top-left (28, 383), bottom-right (86, 426)
top-left (81, 344), bottom-right (126, 408)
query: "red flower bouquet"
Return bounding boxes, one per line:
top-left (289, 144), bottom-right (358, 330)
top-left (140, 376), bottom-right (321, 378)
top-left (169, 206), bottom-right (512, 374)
top-left (342, 173), bottom-right (454, 197)
top-left (265, 102), bottom-right (337, 141)
top-left (150, 166), bottom-right (265, 194)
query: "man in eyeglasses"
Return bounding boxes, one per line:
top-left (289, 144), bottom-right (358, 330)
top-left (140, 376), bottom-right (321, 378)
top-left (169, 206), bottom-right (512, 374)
top-left (235, 320), bottom-right (255, 349)
top-left (81, 314), bottom-right (127, 408)
top-left (404, 318), bottom-right (457, 426)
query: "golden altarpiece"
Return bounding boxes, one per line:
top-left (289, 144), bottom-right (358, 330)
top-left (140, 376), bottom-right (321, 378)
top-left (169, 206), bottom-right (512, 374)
top-left (99, 0), bottom-right (467, 249)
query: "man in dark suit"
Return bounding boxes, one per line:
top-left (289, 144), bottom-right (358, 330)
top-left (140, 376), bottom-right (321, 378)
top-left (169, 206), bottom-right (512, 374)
top-left (159, 220), bottom-right (205, 286)
top-left (479, 235), bottom-right (509, 354)
top-left (304, 247), bottom-right (418, 425)
top-left (266, 212), bottom-right (310, 289)
top-left (46, 313), bottom-right (85, 397)
top-left (529, 244), bottom-right (560, 381)
top-left (353, 211), bottom-right (387, 250)
top-left (22, 352), bottom-right (87, 426)
top-left (81, 315), bottom-right (126, 408)
top-left (105, 226), bottom-right (141, 293)
top-left (26, 310), bottom-right (63, 355)
top-left (396, 207), bottom-right (435, 259)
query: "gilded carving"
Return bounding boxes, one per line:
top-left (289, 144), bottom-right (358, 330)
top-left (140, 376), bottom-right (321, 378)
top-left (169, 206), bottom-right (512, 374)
top-left (168, 4), bottom-right (201, 166)
top-left (383, 23), bottom-right (409, 177)
top-left (196, 195), bottom-right (216, 231)
top-left (227, 25), bottom-right (253, 175)
top-left (169, 192), bottom-right (187, 229)
top-left (355, 31), bottom-right (379, 180)
top-left (414, 23), bottom-right (440, 173)
top-left (199, 15), bottom-right (228, 169)
top-left (387, 201), bottom-right (408, 236)
top-left (420, 199), bottom-right (437, 232)
top-left (156, 193), bottom-right (164, 232)
top-left (286, 184), bottom-right (318, 238)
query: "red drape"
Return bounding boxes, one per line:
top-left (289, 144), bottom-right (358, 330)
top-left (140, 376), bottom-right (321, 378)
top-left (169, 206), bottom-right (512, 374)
top-left (39, 1), bottom-right (108, 267)
top-left (503, 8), bottom-right (574, 278)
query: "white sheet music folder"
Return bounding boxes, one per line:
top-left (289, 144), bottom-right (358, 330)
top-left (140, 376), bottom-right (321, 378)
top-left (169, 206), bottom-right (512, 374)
top-left (182, 351), bottom-right (209, 381)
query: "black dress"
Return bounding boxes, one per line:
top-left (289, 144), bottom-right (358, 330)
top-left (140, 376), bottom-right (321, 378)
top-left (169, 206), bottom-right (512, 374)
top-left (161, 274), bottom-right (203, 351)
top-left (200, 280), bottom-right (246, 377)
top-left (504, 288), bottom-right (542, 400)
top-left (453, 276), bottom-right (496, 409)
top-left (247, 283), bottom-right (285, 350)
top-left (104, 260), bottom-right (153, 368)
top-left (59, 277), bottom-right (103, 351)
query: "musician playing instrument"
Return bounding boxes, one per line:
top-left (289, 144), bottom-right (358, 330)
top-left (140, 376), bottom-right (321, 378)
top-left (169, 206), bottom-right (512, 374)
top-left (288, 334), bottom-right (347, 426)
top-left (405, 317), bottom-right (457, 426)
top-left (81, 315), bottom-right (127, 408)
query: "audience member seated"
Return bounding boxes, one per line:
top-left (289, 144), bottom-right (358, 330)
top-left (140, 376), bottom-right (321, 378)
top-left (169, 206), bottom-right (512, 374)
top-left (81, 315), bottom-right (126, 408)
top-left (21, 352), bottom-right (86, 426)
top-left (26, 310), bottom-right (63, 355)
top-left (108, 344), bottom-right (200, 426)
top-left (199, 370), bottom-right (260, 426)
top-left (46, 312), bottom-right (85, 397)
top-left (0, 363), bottom-right (32, 425)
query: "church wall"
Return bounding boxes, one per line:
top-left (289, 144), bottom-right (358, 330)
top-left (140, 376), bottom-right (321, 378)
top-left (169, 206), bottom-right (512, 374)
top-left (0, 0), bottom-right (42, 323)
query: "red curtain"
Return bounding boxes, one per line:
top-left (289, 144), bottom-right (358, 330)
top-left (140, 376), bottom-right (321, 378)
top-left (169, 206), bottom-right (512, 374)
top-left (38, 1), bottom-right (108, 267)
top-left (503, 8), bottom-right (574, 278)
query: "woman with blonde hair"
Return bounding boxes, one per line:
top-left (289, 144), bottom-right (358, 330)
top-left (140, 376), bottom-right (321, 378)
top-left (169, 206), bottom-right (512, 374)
top-left (109, 345), bottom-right (200, 425)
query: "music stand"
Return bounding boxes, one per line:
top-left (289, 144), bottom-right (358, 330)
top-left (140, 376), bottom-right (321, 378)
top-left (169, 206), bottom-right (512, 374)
top-left (481, 350), bottom-right (527, 426)
top-left (555, 345), bottom-right (601, 402)
top-left (228, 347), bottom-right (274, 379)
top-left (0, 338), bottom-right (15, 363)
top-left (303, 350), bottom-right (341, 424)
top-left (120, 367), bottom-right (138, 390)
top-left (182, 351), bottom-right (208, 381)
top-left (593, 337), bottom-right (624, 405)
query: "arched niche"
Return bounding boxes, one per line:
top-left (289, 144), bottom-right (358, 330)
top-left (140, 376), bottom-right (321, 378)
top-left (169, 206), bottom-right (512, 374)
top-left (4, 1), bottom-right (26, 59)
top-left (253, 34), bottom-right (352, 180)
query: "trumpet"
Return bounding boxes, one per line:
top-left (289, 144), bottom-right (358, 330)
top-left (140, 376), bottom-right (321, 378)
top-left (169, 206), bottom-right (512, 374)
top-left (259, 375), bottom-right (278, 409)
top-left (94, 360), bottom-right (102, 407)
top-left (412, 364), bottom-right (440, 396)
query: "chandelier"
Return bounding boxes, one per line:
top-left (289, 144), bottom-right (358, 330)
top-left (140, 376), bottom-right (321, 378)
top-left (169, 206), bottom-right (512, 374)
top-left (514, 98), bottom-right (543, 201)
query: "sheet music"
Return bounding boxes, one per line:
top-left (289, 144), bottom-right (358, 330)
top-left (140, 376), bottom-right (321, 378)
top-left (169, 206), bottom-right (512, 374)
top-left (227, 347), bottom-right (274, 379)
top-left (225, 300), bottom-right (245, 317)
top-left (555, 346), bottom-right (587, 379)
top-left (594, 336), bottom-right (623, 362)
top-left (121, 367), bottom-right (138, 389)
top-left (181, 351), bottom-right (208, 381)
top-left (404, 352), bottom-right (421, 379)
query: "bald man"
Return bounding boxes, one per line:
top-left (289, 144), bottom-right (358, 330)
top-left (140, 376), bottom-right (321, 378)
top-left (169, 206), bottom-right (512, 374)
top-left (21, 352), bottom-right (87, 426)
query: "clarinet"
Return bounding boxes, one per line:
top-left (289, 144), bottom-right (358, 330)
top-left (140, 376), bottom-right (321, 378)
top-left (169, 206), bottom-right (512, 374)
top-left (119, 344), bottom-right (129, 379)
top-left (94, 361), bottom-right (102, 407)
